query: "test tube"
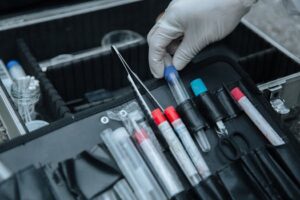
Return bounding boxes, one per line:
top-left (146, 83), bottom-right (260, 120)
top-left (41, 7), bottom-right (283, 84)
top-left (113, 179), bottom-right (138, 200)
top-left (100, 128), bottom-right (167, 200)
top-left (151, 109), bottom-right (202, 186)
top-left (6, 60), bottom-right (26, 80)
top-left (128, 110), bottom-right (164, 151)
top-left (164, 65), bottom-right (211, 152)
top-left (191, 78), bottom-right (228, 137)
top-left (231, 87), bottom-right (285, 146)
top-left (165, 68), bottom-right (190, 105)
top-left (126, 111), bottom-right (185, 199)
top-left (164, 106), bottom-right (211, 179)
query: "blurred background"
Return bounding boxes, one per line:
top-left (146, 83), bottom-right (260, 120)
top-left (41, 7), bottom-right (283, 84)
top-left (245, 0), bottom-right (300, 59)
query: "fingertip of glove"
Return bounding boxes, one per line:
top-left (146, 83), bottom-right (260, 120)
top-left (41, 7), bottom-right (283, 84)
top-left (173, 58), bottom-right (188, 71)
top-left (149, 60), bottom-right (164, 79)
top-left (150, 67), bottom-right (163, 79)
top-left (147, 22), bottom-right (161, 43)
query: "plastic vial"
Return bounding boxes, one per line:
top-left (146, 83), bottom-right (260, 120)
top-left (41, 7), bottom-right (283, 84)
top-left (11, 77), bottom-right (40, 122)
top-left (164, 65), bottom-right (211, 152)
top-left (165, 106), bottom-right (211, 179)
top-left (6, 60), bottom-right (26, 80)
top-left (191, 78), bottom-right (228, 136)
top-left (231, 87), bottom-right (285, 146)
top-left (152, 109), bottom-right (202, 186)
top-left (164, 66), bottom-right (190, 105)
top-left (127, 112), bottom-right (185, 198)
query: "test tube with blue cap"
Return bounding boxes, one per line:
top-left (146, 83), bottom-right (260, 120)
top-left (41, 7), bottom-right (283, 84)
top-left (163, 57), bottom-right (211, 152)
top-left (6, 60), bottom-right (26, 80)
top-left (191, 78), bottom-right (228, 137)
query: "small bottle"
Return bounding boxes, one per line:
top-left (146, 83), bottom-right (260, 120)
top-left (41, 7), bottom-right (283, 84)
top-left (6, 60), bottom-right (26, 80)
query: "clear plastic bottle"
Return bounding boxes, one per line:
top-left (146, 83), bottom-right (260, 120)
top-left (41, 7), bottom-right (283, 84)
top-left (11, 77), bottom-right (40, 122)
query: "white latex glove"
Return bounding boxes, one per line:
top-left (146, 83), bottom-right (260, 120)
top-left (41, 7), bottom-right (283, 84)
top-left (147, 0), bottom-right (257, 78)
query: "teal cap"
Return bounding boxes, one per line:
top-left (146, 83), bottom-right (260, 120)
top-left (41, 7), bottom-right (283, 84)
top-left (190, 78), bottom-right (207, 96)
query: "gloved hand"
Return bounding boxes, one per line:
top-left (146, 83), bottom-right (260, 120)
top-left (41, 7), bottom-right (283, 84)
top-left (147, 0), bottom-right (257, 78)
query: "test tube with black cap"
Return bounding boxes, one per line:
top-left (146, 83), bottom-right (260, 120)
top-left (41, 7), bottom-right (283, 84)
top-left (191, 78), bottom-right (228, 137)
top-left (164, 66), bottom-right (211, 152)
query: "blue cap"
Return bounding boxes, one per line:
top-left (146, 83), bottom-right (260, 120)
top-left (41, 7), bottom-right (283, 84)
top-left (164, 65), bottom-right (178, 82)
top-left (190, 78), bottom-right (207, 96)
top-left (6, 60), bottom-right (20, 70)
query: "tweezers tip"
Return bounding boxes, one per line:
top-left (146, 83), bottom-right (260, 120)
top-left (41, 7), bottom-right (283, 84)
top-left (111, 45), bottom-right (119, 54)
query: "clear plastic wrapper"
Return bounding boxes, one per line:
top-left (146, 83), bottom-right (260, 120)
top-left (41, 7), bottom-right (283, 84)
top-left (101, 128), bottom-right (166, 200)
top-left (98, 189), bottom-right (118, 200)
top-left (113, 179), bottom-right (138, 200)
top-left (123, 110), bottom-right (185, 198)
top-left (107, 102), bottom-right (164, 151)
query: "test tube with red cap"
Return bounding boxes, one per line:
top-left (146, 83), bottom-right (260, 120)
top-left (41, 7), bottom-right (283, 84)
top-left (164, 65), bottom-right (211, 152)
top-left (111, 47), bottom-right (203, 198)
top-left (164, 106), bottom-right (212, 179)
top-left (152, 109), bottom-right (202, 186)
top-left (126, 111), bottom-right (185, 199)
top-left (230, 87), bottom-right (285, 146)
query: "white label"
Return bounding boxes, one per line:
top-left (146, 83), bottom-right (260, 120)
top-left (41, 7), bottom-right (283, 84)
top-left (172, 119), bottom-right (211, 178)
top-left (239, 97), bottom-right (285, 146)
top-left (139, 121), bottom-right (164, 151)
top-left (140, 139), bottom-right (183, 196)
top-left (158, 121), bottom-right (200, 185)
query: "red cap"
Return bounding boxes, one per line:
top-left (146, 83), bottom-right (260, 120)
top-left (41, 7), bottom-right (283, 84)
top-left (164, 106), bottom-right (180, 123)
top-left (133, 129), bottom-right (149, 144)
top-left (230, 87), bottom-right (245, 101)
top-left (151, 108), bottom-right (166, 125)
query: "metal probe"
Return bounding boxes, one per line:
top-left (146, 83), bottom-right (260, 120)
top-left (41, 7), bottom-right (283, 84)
top-left (111, 46), bottom-right (211, 188)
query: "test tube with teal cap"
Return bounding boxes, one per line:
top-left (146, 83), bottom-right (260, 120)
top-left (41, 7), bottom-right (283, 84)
top-left (191, 78), bottom-right (228, 137)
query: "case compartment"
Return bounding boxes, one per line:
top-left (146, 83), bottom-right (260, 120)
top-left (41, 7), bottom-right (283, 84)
top-left (239, 48), bottom-right (300, 84)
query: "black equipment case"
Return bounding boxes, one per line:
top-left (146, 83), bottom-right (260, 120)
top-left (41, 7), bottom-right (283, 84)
top-left (0, 0), bottom-right (299, 199)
